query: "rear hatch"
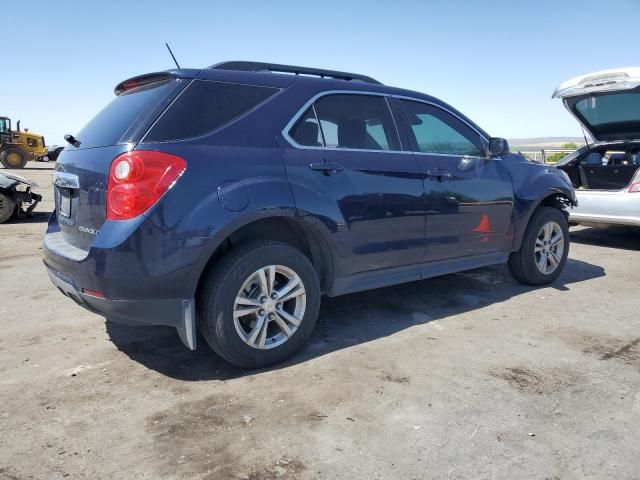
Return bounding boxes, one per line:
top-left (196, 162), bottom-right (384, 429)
top-left (552, 67), bottom-right (640, 142)
top-left (53, 71), bottom-right (195, 252)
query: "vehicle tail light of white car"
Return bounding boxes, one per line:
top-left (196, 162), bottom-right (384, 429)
top-left (628, 169), bottom-right (640, 193)
top-left (107, 151), bottom-right (186, 220)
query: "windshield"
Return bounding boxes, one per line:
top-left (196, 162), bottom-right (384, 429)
top-left (0, 118), bottom-right (10, 133)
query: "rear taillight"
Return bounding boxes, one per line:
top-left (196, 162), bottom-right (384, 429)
top-left (629, 169), bottom-right (640, 193)
top-left (107, 151), bottom-right (186, 220)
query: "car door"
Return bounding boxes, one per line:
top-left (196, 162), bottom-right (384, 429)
top-left (280, 92), bottom-right (426, 277)
top-left (397, 99), bottom-right (515, 262)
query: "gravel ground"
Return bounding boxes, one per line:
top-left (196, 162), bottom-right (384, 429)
top-left (1, 163), bottom-right (639, 480)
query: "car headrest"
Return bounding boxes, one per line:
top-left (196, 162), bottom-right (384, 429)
top-left (585, 152), bottom-right (603, 165)
top-left (607, 153), bottom-right (625, 165)
top-left (338, 117), bottom-right (366, 149)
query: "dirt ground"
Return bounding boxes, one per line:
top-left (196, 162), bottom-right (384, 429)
top-left (1, 163), bottom-right (639, 480)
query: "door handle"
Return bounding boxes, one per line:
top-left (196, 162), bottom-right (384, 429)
top-left (426, 169), bottom-right (454, 180)
top-left (309, 162), bottom-right (344, 175)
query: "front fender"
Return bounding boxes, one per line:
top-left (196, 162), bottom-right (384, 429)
top-left (504, 155), bottom-right (576, 251)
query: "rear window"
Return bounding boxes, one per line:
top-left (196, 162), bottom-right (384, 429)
top-left (74, 79), bottom-right (184, 150)
top-left (144, 80), bottom-right (279, 142)
top-left (575, 92), bottom-right (640, 126)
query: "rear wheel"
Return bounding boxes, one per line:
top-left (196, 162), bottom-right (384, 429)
top-left (508, 207), bottom-right (569, 285)
top-left (0, 147), bottom-right (28, 168)
top-left (198, 241), bottom-right (321, 368)
top-left (0, 192), bottom-right (16, 223)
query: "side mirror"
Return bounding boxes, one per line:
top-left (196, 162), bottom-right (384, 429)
top-left (488, 137), bottom-right (509, 157)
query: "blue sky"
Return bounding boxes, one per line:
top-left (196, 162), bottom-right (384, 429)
top-left (4, 0), bottom-right (639, 145)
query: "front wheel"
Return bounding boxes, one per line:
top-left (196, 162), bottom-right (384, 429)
top-left (508, 207), bottom-right (569, 285)
top-left (198, 241), bottom-right (321, 368)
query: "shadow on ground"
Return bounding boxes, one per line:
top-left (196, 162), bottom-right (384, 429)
top-left (106, 256), bottom-right (604, 381)
top-left (570, 226), bottom-right (639, 251)
top-left (5, 212), bottom-right (50, 224)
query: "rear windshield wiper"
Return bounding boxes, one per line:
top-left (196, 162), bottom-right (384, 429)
top-left (64, 134), bottom-right (81, 148)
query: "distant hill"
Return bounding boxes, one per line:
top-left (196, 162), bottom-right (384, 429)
top-left (508, 137), bottom-right (586, 150)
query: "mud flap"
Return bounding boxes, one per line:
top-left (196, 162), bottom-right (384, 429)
top-left (177, 299), bottom-right (197, 350)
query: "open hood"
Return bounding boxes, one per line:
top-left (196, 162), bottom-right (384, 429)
top-left (552, 67), bottom-right (640, 142)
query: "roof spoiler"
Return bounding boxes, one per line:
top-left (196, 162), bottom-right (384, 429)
top-left (209, 61), bottom-right (382, 85)
top-left (114, 70), bottom-right (201, 96)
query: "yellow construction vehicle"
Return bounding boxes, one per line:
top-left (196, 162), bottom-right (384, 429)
top-left (0, 116), bottom-right (48, 168)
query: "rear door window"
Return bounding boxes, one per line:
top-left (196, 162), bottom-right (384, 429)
top-left (145, 80), bottom-right (279, 142)
top-left (313, 94), bottom-right (400, 151)
top-left (400, 100), bottom-right (485, 157)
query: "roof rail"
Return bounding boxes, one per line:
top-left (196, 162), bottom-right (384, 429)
top-left (209, 61), bottom-right (382, 85)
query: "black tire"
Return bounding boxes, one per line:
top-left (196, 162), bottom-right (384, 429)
top-left (508, 207), bottom-right (569, 286)
top-left (0, 192), bottom-right (16, 223)
top-left (198, 241), bottom-right (321, 368)
top-left (0, 147), bottom-right (28, 169)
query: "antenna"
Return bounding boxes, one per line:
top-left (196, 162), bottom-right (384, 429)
top-left (581, 125), bottom-right (590, 150)
top-left (165, 42), bottom-right (181, 69)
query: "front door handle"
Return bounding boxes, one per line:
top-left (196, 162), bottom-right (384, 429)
top-left (426, 169), bottom-right (454, 180)
top-left (309, 162), bottom-right (344, 175)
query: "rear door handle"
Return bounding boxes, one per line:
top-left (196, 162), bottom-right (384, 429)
top-left (426, 169), bottom-right (454, 180)
top-left (309, 162), bottom-right (344, 175)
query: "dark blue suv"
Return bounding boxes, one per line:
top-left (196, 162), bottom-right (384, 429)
top-left (44, 61), bottom-right (576, 368)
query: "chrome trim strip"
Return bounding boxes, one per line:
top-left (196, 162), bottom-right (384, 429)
top-left (52, 171), bottom-right (80, 189)
top-left (281, 89), bottom-right (489, 156)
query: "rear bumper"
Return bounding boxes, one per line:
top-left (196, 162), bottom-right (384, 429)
top-left (570, 190), bottom-right (640, 227)
top-left (45, 262), bottom-right (196, 349)
top-left (45, 262), bottom-right (184, 326)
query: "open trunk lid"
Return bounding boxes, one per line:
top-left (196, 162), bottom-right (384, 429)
top-left (552, 67), bottom-right (640, 142)
top-left (53, 71), bottom-right (195, 253)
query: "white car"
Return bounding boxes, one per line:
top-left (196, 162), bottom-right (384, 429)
top-left (553, 67), bottom-right (640, 227)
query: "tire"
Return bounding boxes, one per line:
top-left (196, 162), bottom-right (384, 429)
top-left (0, 192), bottom-right (16, 223)
top-left (198, 241), bottom-right (321, 368)
top-left (508, 207), bottom-right (569, 286)
top-left (0, 147), bottom-right (28, 168)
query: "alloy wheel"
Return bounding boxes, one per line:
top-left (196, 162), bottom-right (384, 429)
top-left (534, 221), bottom-right (564, 275)
top-left (233, 265), bottom-right (306, 349)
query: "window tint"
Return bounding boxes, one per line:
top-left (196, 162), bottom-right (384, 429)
top-left (289, 107), bottom-right (323, 147)
top-left (400, 100), bottom-right (484, 156)
top-left (313, 94), bottom-right (400, 151)
top-left (146, 80), bottom-right (279, 142)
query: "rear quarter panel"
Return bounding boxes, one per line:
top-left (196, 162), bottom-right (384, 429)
top-left (136, 92), bottom-right (302, 296)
